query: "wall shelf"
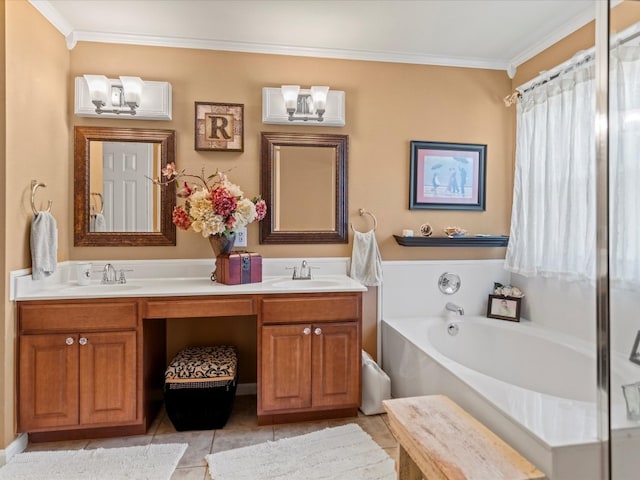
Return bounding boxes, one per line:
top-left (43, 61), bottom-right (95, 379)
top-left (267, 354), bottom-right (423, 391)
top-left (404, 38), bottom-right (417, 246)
top-left (393, 234), bottom-right (509, 247)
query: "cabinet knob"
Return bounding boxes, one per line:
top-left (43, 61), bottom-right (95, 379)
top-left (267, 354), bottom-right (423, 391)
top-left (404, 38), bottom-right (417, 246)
top-left (314, 328), bottom-right (322, 336)
top-left (303, 327), bottom-right (311, 335)
top-left (65, 337), bottom-right (74, 345)
top-left (79, 337), bottom-right (88, 346)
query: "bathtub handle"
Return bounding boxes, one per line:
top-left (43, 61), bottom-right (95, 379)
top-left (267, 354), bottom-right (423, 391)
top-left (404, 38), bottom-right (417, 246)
top-left (314, 328), bottom-right (322, 336)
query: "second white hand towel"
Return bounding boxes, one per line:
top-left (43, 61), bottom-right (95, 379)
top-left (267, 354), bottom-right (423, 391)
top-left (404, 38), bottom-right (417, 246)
top-left (349, 229), bottom-right (382, 287)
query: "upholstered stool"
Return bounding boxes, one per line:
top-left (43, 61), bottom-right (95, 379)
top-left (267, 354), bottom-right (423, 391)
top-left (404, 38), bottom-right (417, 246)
top-left (164, 345), bottom-right (238, 431)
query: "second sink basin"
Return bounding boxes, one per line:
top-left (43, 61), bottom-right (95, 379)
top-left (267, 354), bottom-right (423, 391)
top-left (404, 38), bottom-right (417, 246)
top-left (271, 279), bottom-right (342, 289)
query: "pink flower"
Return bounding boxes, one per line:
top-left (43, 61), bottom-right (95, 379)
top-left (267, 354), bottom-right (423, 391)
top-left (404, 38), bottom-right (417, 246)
top-left (176, 182), bottom-right (193, 198)
top-left (172, 206), bottom-right (192, 230)
top-left (210, 186), bottom-right (237, 217)
top-left (254, 198), bottom-right (267, 221)
top-left (162, 162), bottom-right (178, 179)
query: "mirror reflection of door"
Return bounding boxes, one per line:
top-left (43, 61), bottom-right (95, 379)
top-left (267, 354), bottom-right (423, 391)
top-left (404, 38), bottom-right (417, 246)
top-left (102, 141), bottom-right (153, 232)
top-left (274, 145), bottom-right (336, 231)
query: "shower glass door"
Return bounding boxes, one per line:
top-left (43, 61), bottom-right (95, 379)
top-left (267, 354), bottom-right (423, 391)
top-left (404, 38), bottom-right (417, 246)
top-left (609, 1), bottom-right (640, 478)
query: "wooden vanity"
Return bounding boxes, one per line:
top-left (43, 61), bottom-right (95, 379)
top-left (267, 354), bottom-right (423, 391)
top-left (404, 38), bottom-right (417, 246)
top-left (17, 290), bottom-right (362, 440)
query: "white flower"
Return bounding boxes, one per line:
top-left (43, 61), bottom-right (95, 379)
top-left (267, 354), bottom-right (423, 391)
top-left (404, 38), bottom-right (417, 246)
top-left (232, 198), bottom-right (257, 229)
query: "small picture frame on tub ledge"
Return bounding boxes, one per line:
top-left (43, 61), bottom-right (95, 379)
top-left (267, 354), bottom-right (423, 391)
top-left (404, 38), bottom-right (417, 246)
top-left (630, 331), bottom-right (640, 366)
top-left (486, 295), bottom-right (521, 322)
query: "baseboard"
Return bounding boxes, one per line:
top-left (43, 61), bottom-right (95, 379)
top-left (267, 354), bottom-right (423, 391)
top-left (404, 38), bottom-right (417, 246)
top-left (0, 433), bottom-right (28, 466)
top-left (237, 382), bottom-right (257, 396)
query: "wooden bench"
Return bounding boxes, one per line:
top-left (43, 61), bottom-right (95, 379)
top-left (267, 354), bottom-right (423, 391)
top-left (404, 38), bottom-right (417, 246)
top-left (383, 395), bottom-right (546, 480)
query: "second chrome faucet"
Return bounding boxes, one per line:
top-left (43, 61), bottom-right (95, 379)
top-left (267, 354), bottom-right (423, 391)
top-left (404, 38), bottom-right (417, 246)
top-left (290, 260), bottom-right (312, 280)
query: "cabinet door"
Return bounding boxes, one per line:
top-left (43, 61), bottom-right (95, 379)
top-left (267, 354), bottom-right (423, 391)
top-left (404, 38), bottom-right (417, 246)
top-left (19, 334), bottom-right (79, 431)
top-left (79, 331), bottom-right (137, 425)
top-left (261, 324), bottom-right (312, 412)
top-left (311, 322), bottom-right (360, 408)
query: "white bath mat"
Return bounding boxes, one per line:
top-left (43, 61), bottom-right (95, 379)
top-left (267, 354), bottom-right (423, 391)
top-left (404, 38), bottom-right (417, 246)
top-left (206, 423), bottom-right (396, 480)
top-left (0, 443), bottom-right (187, 480)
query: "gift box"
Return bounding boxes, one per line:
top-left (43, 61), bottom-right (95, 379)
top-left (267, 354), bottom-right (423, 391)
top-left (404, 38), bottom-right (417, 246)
top-left (216, 251), bottom-right (262, 285)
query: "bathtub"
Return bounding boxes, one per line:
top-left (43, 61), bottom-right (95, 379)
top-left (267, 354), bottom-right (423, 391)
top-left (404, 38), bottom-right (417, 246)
top-left (381, 315), bottom-right (640, 480)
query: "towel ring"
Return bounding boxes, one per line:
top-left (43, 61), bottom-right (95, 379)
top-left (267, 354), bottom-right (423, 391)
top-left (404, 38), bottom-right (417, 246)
top-left (91, 192), bottom-right (104, 215)
top-left (31, 180), bottom-right (52, 216)
top-left (351, 208), bottom-right (377, 233)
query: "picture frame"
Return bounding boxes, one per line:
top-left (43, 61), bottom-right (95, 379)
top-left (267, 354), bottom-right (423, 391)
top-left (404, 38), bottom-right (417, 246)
top-left (486, 294), bottom-right (521, 322)
top-left (194, 102), bottom-right (244, 152)
top-left (630, 331), bottom-right (640, 366)
top-left (409, 141), bottom-right (486, 210)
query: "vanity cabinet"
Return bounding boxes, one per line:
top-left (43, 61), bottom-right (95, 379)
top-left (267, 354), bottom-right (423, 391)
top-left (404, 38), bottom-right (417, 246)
top-left (258, 293), bottom-right (362, 424)
top-left (18, 301), bottom-right (138, 433)
top-left (16, 287), bottom-right (364, 435)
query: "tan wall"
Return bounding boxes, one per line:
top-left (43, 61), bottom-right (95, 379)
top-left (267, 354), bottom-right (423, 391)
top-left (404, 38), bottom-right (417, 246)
top-left (0, 0), bottom-right (6, 453)
top-left (3, 1), bottom-right (70, 447)
top-left (68, 45), bottom-right (514, 263)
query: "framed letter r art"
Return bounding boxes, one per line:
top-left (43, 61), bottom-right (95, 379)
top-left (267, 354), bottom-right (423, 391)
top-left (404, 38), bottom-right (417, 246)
top-left (195, 102), bottom-right (244, 152)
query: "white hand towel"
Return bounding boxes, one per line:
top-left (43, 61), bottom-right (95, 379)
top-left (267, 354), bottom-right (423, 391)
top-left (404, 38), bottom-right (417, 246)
top-left (349, 230), bottom-right (383, 287)
top-left (30, 211), bottom-right (58, 280)
top-left (92, 213), bottom-right (107, 232)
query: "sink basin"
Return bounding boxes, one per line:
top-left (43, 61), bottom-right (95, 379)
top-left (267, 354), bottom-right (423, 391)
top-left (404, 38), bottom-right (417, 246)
top-left (271, 279), bottom-right (342, 289)
top-left (58, 284), bottom-right (143, 295)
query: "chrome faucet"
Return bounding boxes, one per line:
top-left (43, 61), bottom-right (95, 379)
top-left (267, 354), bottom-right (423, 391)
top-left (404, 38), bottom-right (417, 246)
top-left (102, 263), bottom-right (117, 284)
top-left (445, 302), bottom-right (464, 316)
top-left (289, 260), bottom-right (312, 280)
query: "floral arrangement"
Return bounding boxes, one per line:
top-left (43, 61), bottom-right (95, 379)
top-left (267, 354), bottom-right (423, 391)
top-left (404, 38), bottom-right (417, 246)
top-left (155, 162), bottom-right (267, 238)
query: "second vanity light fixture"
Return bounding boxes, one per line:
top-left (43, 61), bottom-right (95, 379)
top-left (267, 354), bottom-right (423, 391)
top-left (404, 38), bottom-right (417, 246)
top-left (262, 85), bottom-right (345, 126)
top-left (281, 85), bottom-right (329, 122)
top-left (75, 75), bottom-right (172, 120)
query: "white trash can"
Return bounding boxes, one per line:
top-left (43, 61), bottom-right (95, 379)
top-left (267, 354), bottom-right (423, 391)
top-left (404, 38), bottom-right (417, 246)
top-left (360, 350), bottom-right (391, 415)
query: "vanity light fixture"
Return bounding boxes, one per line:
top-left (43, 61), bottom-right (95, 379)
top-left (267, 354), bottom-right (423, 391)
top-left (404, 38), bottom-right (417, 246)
top-left (75, 76), bottom-right (172, 120)
top-left (83, 75), bottom-right (144, 115)
top-left (281, 85), bottom-right (330, 122)
top-left (262, 86), bottom-right (345, 126)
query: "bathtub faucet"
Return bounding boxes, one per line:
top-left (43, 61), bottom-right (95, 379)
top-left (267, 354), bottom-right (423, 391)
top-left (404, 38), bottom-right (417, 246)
top-left (445, 302), bottom-right (464, 316)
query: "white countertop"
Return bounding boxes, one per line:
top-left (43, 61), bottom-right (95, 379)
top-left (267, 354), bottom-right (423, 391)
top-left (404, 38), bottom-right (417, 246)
top-left (12, 258), bottom-right (367, 301)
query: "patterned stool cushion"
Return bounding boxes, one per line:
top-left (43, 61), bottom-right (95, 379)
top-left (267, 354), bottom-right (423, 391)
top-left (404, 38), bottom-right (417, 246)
top-left (165, 345), bottom-right (237, 387)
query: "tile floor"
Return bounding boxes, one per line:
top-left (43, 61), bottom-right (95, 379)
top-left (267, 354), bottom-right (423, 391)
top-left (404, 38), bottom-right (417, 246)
top-left (24, 395), bottom-right (398, 480)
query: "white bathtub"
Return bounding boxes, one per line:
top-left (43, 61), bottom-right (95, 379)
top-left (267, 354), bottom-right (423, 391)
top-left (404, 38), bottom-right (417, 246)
top-left (382, 315), bottom-right (640, 480)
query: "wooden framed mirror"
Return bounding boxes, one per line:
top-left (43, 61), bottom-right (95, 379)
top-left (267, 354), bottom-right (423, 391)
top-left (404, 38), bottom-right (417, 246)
top-left (260, 132), bottom-right (348, 244)
top-left (74, 126), bottom-right (176, 246)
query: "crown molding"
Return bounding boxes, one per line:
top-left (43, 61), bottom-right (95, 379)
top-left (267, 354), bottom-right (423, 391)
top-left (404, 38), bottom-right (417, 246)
top-left (509, 3), bottom-right (596, 68)
top-left (65, 30), bottom-right (509, 70)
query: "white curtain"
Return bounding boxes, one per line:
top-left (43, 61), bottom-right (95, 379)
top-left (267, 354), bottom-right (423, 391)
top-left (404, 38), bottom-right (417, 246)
top-left (610, 44), bottom-right (640, 289)
top-left (506, 60), bottom-right (597, 281)
top-left (507, 42), bottom-right (640, 288)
